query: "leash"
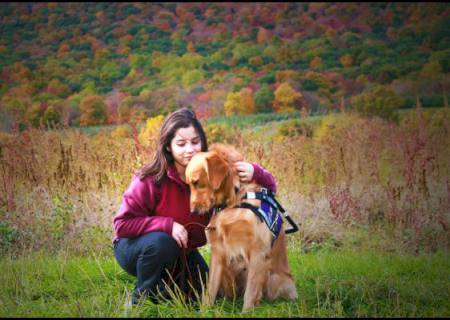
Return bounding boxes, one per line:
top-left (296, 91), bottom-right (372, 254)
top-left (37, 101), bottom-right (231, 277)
top-left (168, 221), bottom-right (209, 301)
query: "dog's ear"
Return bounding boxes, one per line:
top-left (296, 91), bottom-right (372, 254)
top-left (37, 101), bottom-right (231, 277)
top-left (205, 152), bottom-right (230, 190)
top-left (210, 143), bottom-right (243, 162)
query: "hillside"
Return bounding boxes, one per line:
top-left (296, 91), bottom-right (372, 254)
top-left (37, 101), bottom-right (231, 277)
top-left (0, 3), bottom-right (449, 130)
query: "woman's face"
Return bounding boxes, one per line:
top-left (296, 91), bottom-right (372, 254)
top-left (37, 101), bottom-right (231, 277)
top-left (169, 125), bottom-right (202, 169)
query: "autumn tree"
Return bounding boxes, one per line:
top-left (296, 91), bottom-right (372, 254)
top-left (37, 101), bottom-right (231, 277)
top-left (339, 54), bottom-right (353, 68)
top-left (57, 42), bottom-right (70, 58)
top-left (273, 82), bottom-right (303, 113)
top-left (224, 91), bottom-right (240, 116)
top-left (249, 56), bottom-right (263, 67)
top-left (223, 87), bottom-right (256, 116)
top-left (276, 70), bottom-right (299, 85)
top-left (79, 95), bottom-right (107, 126)
top-left (257, 27), bottom-right (271, 44)
top-left (1, 86), bottom-right (33, 129)
top-left (310, 56), bottom-right (322, 70)
top-left (117, 102), bottom-right (132, 124)
top-left (275, 45), bottom-right (299, 65)
top-left (46, 78), bottom-right (71, 98)
top-left (187, 41), bottom-right (195, 54)
top-left (175, 4), bottom-right (195, 24)
top-left (238, 88), bottom-right (255, 115)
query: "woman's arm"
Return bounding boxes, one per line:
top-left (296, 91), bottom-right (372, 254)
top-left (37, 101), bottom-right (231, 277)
top-left (235, 161), bottom-right (277, 193)
top-left (113, 176), bottom-right (173, 239)
top-left (251, 163), bottom-right (277, 193)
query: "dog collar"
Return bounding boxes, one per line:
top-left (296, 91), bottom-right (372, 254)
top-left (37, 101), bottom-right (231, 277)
top-left (211, 203), bottom-right (227, 215)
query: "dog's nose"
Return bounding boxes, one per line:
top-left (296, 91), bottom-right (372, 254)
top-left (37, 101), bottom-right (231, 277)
top-left (191, 208), bottom-right (199, 215)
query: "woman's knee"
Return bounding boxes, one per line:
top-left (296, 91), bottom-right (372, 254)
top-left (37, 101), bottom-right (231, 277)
top-left (140, 232), bottom-right (180, 264)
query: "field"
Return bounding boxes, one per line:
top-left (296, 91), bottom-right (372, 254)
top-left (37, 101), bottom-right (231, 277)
top-left (0, 241), bottom-right (448, 317)
top-left (0, 108), bottom-right (449, 317)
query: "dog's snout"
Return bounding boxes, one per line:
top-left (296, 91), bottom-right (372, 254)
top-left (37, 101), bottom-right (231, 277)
top-left (190, 208), bottom-right (200, 215)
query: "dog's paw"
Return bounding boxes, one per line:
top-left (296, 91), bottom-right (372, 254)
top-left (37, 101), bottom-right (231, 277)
top-left (285, 284), bottom-right (298, 300)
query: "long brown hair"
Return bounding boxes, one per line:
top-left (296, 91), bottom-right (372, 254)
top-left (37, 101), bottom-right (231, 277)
top-left (137, 108), bottom-right (208, 182)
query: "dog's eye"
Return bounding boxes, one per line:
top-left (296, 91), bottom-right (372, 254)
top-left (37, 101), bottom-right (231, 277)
top-left (192, 179), bottom-right (198, 187)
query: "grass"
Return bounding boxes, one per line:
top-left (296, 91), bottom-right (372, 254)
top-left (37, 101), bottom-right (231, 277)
top-left (204, 111), bottom-right (303, 128)
top-left (1, 239), bottom-right (448, 318)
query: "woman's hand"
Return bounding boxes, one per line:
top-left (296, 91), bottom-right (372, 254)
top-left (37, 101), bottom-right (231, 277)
top-left (235, 161), bottom-right (254, 183)
top-left (172, 222), bottom-right (188, 248)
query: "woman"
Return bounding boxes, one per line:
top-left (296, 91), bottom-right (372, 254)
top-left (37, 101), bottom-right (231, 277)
top-left (113, 108), bottom-right (277, 305)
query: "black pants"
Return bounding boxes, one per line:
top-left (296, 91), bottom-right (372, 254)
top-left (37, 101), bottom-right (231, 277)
top-left (114, 232), bottom-right (208, 304)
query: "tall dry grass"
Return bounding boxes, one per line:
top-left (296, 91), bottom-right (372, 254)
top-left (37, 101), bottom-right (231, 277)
top-left (0, 108), bottom-right (449, 255)
top-left (0, 127), bottom-right (156, 255)
top-left (237, 108), bottom-right (450, 253)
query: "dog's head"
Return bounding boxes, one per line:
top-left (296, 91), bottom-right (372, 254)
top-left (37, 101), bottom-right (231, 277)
top-left (186, 144), bottom-right (242, 214)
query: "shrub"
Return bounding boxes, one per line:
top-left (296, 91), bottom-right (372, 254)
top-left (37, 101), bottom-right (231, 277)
top-left (49, 196), bottom-right (73, 241)
top-left (76, 226), bottom-right (111, 256)
top-left (111, 126), bottom-right (131, 139)
top-left (0, 221), bottom-right (18, 253)
top-left (204, 123), bottom-right (241, 144)
top-left (350, 86), bottom-right (403, 122)
top-left (138, 115), bottom-right (164, 146)
top-left (314, 113), bottom-right (361, 140)
top-left (277, 119), bottom-right (314, 138)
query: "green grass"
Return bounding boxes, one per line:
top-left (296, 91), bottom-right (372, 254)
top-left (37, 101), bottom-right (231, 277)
top-left (204, 111), bottom-right (304, 129)
top-left (1, 244), bottom-right (448, 317)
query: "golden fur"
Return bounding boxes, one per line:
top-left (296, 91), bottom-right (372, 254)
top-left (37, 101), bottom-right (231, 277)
top-left (185, 143), bottom-right (297, 311)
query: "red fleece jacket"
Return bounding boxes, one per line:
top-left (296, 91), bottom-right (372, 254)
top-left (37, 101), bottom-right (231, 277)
top-left (113, 163), bottom-right (276, 249)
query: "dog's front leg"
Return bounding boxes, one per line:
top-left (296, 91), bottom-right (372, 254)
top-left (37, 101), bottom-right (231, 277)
top-left (242, 253), bottom-right (268, 312)
top-left (206, 254), bottom-right (223, 307)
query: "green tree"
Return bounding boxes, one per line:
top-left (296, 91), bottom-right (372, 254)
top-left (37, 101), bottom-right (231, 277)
top-left (181, 69), bottom-right (204, 88)
top-left (46, 79), bottom-right (71, 98)
top-left (350, 85), bottom-right (403, 122)
top-left (421, 57), bottom-right (449, 107)
top-left (254, 84), bottom-right (274, 113)
top-left (43, 105), bottom-right (61, 127)
top-left (99, 61), bottom-right (123, 86)
top-left (27, 103), bottom-right (45, 128)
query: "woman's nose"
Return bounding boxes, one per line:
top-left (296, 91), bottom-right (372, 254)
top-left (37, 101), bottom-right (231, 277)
top-left (185, 143), bottom-right (194, 153)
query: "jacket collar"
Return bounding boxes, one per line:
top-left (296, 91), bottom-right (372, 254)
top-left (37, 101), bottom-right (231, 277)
top-left (167, 163), bottom-right (189, 189)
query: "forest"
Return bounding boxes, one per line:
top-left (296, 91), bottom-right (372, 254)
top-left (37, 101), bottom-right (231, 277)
top-left (0, 2), bottom-right (449, 130)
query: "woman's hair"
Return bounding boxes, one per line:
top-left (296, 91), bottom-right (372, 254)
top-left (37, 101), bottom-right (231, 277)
top-left (137, 108), bottom-right (208, 182)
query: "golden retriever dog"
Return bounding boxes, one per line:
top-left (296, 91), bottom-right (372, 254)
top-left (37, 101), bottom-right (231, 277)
top-left (185, 143), bottom-right (297, 311)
